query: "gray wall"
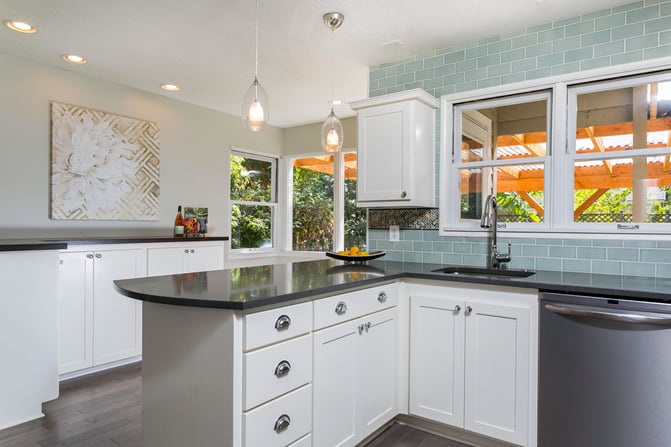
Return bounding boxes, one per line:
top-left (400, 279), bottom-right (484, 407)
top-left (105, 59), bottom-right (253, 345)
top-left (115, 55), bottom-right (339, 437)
top-left (0, 53), bottom-right (283, 238)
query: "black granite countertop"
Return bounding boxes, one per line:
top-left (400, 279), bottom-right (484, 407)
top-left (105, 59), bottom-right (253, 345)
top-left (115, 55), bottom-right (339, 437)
top-left (0, 236), bottom-right (228, 252)
top-left (113, 258), bottom-right (671, 310)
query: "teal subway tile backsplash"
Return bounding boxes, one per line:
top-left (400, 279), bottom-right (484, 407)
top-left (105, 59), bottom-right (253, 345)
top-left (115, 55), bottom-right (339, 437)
top-left (606, 247), bottom-right (639, 261)
top-left (365, 1), bottom-right (671, 276)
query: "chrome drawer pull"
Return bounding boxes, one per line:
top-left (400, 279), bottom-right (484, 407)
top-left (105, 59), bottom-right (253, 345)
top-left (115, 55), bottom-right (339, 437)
top-left (465, 306), bottom-right (472, 316)
top-left (274, 315), bottom-right (291, 330)
top-left (453, 305), bottom-right (461, 313)
top-left (274, 414), bottom-right (291, 433)
top-left (274, 360), bottom-right (291, 377)
top-left (358, 323), bottom-right (365, 334)
top-left (377, 291), bottom-right (387, 303)
top-left (335, 301), bottom-right (348, 315)
top-left (365, 321), bottom-right (371, 331)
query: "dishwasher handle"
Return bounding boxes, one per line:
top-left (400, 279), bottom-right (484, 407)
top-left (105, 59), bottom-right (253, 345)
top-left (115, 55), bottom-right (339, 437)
top-left (544, 302), bottom-right (671, 326)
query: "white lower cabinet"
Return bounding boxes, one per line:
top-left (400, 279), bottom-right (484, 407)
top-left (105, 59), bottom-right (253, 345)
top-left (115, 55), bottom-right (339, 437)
top-left (58, 246), bottom-right (146, 375)
top-left (146, 242), bottom-right (224, 276)
top-left (408, 282), bottom-right (537, 447)
top-left (242, 301), bottom-right (314, 446)
top-left (312, 285), bottom-right (399, 447)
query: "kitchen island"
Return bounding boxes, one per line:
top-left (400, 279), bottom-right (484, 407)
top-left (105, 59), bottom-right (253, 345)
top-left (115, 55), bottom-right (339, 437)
top-left (114, 258), bottom-right (671, 447)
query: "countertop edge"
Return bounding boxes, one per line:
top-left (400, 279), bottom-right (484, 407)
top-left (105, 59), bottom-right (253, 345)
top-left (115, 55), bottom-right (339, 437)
top-left (0, 236), bottom-right (229, 251)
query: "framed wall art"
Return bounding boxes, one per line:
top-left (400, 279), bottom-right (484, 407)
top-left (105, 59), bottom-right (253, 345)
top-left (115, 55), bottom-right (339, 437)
top-left (50, 101), bottom-right (160, 220)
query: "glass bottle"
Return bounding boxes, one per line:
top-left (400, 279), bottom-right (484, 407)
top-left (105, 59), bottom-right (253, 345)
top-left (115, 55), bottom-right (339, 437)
top-left (174, 206), bottom-right (184, 237)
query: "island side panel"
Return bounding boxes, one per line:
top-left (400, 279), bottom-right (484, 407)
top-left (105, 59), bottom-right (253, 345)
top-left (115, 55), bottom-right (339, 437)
top-left (142, 301), bottom-right (243, 447)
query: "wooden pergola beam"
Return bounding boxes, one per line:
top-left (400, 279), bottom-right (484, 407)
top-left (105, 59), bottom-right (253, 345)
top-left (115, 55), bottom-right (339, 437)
top-left (585, 126), bottom-right (613, 174)
top-left (574, 189), bottom-right (608, 219)
top-left (519, 191), bottom-right (544, 217)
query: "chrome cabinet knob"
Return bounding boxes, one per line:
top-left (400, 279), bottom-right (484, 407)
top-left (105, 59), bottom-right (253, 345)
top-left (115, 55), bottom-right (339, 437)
top-left (274, 360), bottom-right (291, 377)
top-left (358, 324), bottom-right (365, 334)
top-left (95, 253), bottom-right (102, 259)
top-left (274, 314), bottom-right (291, 330)
top-left (184, 249), bottom-right (189, 254)
top-left (335, 301), bottom-right (348, 315)
top-left (274, 414), bottom-right (291, 433)
top-left (377, 291), bottom-right (387, 303)
top-left (365, 321), bottom-right (372, 331)
top-left (86, 253), bottom-right (94, 259)
top-left (454, 305), bottom-right (461, 313)
top-left (465, 306), bottom-right (473, 316)
top-left (401, 191), bottom-right (407, 198)
top-left (190, 249), bottom-right (195, 254)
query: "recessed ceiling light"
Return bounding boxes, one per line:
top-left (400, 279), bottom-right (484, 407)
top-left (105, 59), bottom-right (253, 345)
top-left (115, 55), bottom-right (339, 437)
top-left (62, 54), bottom-right (87, 64)
top-left (3, 19), bottom-right (36, 33)
top-left (329, 99), bottom-right (345, 106)
top-left (160, 83), bottom-right (181, 92)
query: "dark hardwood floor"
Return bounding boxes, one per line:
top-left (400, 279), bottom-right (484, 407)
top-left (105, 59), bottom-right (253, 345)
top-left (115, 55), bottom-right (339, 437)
top-left (0, 363), bottom-right (471, 447)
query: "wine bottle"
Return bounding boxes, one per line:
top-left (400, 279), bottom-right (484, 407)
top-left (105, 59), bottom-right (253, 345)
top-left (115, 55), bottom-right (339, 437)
top-left (174, 206), bottom-right (184, 237)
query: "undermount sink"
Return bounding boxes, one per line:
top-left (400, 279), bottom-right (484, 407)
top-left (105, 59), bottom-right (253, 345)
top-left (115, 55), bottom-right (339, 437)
top-left (431, 266), bottom-right (536, 277)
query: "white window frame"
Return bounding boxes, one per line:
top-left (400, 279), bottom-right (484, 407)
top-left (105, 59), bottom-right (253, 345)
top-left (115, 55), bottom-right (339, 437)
top-left (228, 147), bottom-right (280, 255)
top-left (442, 90), bottom-right (553, 233)
top-left (439, 56), bottom-right (671, 236)
top-left (562, 71), bottom-right (671, 233)
top-left (285, 148), bottom-right (359, 253)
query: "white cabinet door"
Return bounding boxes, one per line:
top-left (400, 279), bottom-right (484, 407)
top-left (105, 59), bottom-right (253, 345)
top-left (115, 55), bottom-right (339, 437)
top-left (358, 308), bottom-right (398, 439)
top-left (147, 246), bottom-right (186, 276)
top-left (147, 244), bottom-right (224, 276)
top-left (464, 301), bottom-right (530, 446)
top-left (409, 295), bottom-right (465, 426)
top-left (184, 244), bottom-right (224, 273)
top-left (313, 319), bottom-right (358, 447)
top-left (356, 103), bottom-right (409, 203)
top-left (313, 308), bottom-right (398, 447)
top-left (58, 252), bottom-right (94, 374)
top-left (92, 248), bottom-right (145, 365)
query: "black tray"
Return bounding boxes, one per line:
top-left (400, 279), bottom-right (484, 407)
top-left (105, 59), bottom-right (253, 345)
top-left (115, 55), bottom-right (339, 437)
top-left (325, 250), bottom-right (386, 263)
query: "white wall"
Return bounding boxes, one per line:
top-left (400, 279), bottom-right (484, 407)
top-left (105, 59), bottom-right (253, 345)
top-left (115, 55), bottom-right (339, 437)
top-left (0, 53), bottom-right (284, 238)
top-left (282, 116), bottom-right (357, 156)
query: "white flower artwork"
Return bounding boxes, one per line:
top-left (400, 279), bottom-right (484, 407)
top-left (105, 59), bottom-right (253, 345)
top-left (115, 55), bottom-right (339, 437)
top-left (51, 102), bottom-right (160, 220)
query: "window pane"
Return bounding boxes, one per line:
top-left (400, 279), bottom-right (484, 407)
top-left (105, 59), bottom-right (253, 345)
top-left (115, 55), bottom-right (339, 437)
top-left (459, 164), bottom-right (545, 223)
top-left (460, 98), bottom-right (548, 162)
top-left (573, 156), bottom-right (671, 223)
top-left (344, 152), bottom-right (367, 249)
top-left (231, 204), bottom-right (273, 249)
top-left (230, 155), bottom-right (273, 202)
top-left (572, 78), bottom-right (671, 225)
top-left (292, 156), bottom-right (334, 251)
top-left (575, 81), bottom-right (671, 156)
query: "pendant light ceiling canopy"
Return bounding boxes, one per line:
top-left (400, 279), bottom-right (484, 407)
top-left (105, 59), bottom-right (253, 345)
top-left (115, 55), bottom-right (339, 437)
top-left (321, 12), bottom-right (345, 153)
top-left (242, 0), bottom-right (269, 132)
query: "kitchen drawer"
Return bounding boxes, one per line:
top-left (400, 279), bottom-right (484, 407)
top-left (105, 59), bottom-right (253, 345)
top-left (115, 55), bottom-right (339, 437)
top-left (288, 434), bottom-right (311, 447)
top-left (243, 384), bottom-right (312, 447)
top-left (313, 284), bottom-right (398, 330)
top-left (244, 302), bottom-right (312, 351)
top-left (244, 334), bottom-right (312, 411)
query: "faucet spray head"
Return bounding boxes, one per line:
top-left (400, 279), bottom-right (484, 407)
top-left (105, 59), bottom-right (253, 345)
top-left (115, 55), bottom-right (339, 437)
top-left (480, 194), bottom-right (494, 229)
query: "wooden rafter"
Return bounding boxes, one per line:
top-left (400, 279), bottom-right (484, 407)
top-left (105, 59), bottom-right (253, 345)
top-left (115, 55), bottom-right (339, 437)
top-left (574, 189), bottom-right (608, 219)
top-left (519, 191), bottom-right (544, 217)
top-left (511, 134), bottom-right (544, 157)
top-left (584, 126), bottom-right (613, 174)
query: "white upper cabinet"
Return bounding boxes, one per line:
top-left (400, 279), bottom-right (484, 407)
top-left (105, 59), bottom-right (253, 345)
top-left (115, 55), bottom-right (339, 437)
top-left (350, 89), bottom-right (439, 208)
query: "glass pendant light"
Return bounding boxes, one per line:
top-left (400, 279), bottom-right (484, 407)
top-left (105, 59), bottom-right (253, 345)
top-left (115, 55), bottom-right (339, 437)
top-left (242, 0), bottom-right (269, 132)
top-left (321, 107), bottom-right (344, 152)
top-left (321, 12), bottom-right (345, 152)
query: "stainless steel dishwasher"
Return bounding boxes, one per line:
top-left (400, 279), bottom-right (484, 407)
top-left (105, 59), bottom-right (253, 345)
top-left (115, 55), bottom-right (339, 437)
top-left (539, 292), bottom-right (671, 447)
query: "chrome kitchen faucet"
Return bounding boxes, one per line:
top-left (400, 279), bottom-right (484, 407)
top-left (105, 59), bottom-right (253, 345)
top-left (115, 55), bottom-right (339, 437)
top-left (480, 194), bottom-right (511, 269)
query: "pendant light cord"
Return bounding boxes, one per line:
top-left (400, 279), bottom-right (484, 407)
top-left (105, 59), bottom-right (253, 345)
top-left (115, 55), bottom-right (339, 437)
top-left (254, 0), bottom-right (259, 79)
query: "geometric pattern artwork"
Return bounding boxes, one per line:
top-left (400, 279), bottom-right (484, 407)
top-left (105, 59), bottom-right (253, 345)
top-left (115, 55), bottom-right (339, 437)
top-left (50, 101), bottom-right (160, 220)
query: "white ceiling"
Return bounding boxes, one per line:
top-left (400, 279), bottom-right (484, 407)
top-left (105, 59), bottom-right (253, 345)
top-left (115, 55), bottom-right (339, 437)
top-left (1, 0), bottom-right (628, 128)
